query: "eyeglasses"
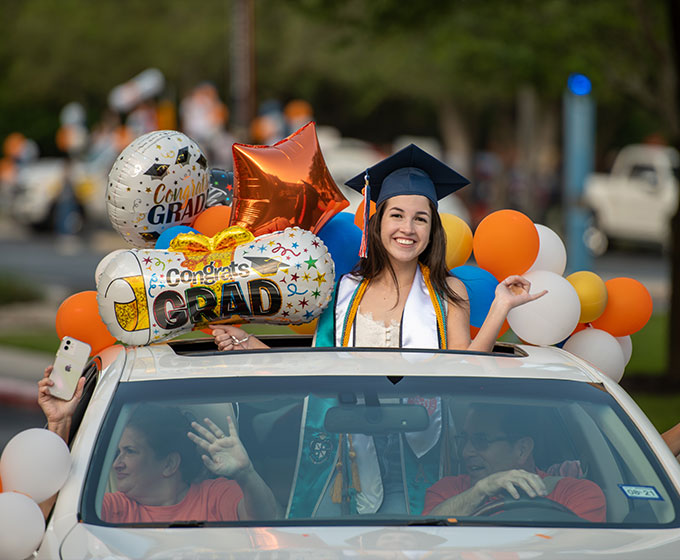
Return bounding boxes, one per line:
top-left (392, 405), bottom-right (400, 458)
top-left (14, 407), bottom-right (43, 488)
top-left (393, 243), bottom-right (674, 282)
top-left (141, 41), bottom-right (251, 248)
top-left (453, 432), bottom-right (511, 452)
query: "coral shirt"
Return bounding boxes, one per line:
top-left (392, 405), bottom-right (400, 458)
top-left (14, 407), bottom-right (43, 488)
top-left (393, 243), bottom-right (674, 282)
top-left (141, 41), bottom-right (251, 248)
top-left (422, 470), bottom-right (606, 522)
top-left (102, 478), bottom-right (243, 523)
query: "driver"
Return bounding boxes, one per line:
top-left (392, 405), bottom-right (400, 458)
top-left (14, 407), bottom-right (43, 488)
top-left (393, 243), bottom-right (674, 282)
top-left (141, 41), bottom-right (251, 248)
top-left (422, 404), bottom-right (606, 522)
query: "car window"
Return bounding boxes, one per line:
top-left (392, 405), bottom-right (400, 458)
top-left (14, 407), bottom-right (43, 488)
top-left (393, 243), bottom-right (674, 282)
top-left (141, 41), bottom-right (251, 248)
top-left (81, 376), bottom-right (679, 528)
top-left (629, 164), bottom-right (658, 187)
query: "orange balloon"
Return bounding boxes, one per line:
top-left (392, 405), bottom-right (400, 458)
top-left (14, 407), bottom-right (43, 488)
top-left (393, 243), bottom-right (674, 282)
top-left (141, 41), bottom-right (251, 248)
top-left (354, 198), bottom-right (376, 230)
top-left (591, 277), bottom-right (653, 337)
top-left (192, 206), bottom-right (232, 237)
top-left (571, 322), bottom-right (588, 336)
top-left (55, 291), bottom-right (117, 354)
top-left (469, 320), bottom-right (509, 341)
top-left (231, 122), bottom-right (349, 236)
top-left (472, 210), bottom-right (539, 281)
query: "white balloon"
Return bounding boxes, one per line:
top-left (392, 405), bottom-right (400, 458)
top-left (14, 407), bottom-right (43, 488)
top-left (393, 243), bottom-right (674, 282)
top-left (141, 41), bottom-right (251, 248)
top-left (95, 249), bottom-right (126, 287)
top-left (0, 492), bottom-right (45, 560)
top-left (564, 328), bottom-right (626, 382)
top-left (616, 335), bottom-right (633, 366)
top-left (527, 224), bottom-right (567, 275)
top-left (0, 428), bottom-right (71, 503)
top-left (107, 130), bottom-right (209, 248)
top-left (507, 270), bottom-right (580, 346)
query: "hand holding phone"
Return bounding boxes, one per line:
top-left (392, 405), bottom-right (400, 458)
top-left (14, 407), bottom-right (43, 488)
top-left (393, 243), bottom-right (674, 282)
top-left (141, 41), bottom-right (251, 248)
top-left (48, 336), bottom-right (91, 401)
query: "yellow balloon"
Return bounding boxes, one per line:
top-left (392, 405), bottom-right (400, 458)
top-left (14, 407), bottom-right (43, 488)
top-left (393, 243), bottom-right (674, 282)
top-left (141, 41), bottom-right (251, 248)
top-left (289, 318), bottom-right (318, 335)
top-left (566, 271), bottom-right (608, 323)
top-left (441, 213), bottom-right (473, 269)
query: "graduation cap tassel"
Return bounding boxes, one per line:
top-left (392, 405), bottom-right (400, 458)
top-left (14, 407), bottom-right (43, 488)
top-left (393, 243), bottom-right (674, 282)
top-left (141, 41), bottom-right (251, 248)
top-left (358, 171), bottom-right (370, 258)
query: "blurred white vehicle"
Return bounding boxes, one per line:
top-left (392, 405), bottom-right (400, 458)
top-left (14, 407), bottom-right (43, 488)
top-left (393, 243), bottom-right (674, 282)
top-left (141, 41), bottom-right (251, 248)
top-left (583, 144), bottom-right (680, 255)
top-left (8, 157), bottom-right (109, 233)
top-left (35, 335), bottom-right (680, 559)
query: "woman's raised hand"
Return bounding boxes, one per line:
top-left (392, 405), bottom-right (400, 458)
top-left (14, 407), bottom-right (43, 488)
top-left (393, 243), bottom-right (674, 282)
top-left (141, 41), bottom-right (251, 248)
top-left (495, 275), bottom-right (547, 311)
top-left (37, 365), bottom-right (86, 442)
top-left (188, 416), bottom-right (253, 479)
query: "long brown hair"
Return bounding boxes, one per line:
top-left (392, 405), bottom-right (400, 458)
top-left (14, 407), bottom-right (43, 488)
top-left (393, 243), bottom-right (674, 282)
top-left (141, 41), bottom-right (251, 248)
top-left (353, 199), bottom-right (466, 308)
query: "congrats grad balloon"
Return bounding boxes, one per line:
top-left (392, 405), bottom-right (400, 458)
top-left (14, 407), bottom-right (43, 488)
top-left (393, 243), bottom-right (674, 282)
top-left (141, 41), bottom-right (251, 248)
top-left (97, 226), bottom-right (335, 345)
top-left (107, 130), bottom-right (209, 248)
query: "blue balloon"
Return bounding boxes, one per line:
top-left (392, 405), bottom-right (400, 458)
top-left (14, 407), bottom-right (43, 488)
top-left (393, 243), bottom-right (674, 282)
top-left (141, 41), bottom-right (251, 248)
top-left (451, 265), bottom-right (498, 328)
top-left (317, 212), bottom-right (361, 277)
top-left (155, 225), bottom-right (199, 249)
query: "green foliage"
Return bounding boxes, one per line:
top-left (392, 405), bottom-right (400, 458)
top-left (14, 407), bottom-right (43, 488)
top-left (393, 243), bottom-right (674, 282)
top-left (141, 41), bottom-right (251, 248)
top-left (0, 0), bottom-right (231, 147)
top-left (0, 329), bottom-right (59, 354)
top-left (627, 313), bottom-right (669, 376)
top-left (628, 391), bottom-right (680, 433)
top-left (0, 276), bottom-right (43, 306)
top-left (0, 0), bottom-right (674, 152)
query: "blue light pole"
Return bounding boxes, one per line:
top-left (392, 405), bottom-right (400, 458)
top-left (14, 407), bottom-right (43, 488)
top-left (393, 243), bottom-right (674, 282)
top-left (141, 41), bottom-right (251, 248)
top-left (563, 73), bottom-right (595, 273)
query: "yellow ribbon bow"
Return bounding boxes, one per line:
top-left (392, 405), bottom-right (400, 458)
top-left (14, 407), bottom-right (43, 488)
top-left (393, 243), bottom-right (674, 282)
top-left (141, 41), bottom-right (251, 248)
top-left (169, 226), bottom-right (255, 269)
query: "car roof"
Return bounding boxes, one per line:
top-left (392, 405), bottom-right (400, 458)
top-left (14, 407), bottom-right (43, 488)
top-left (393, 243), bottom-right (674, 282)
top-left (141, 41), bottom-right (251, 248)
top-left (112, 339), bottom-right (603, 384)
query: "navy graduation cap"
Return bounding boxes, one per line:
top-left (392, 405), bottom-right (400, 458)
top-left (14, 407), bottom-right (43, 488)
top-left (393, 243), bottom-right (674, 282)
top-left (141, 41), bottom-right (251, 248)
top-left (345, 143), bottom-right (469, 208)
top-left (345, 144), bottom-right (470, 256)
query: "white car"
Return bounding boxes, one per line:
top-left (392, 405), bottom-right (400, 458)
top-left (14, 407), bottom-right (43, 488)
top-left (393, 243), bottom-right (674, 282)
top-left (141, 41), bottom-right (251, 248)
top-left (583, 144), bottom-right (680, 254)
top-left (37, 336), bottom-right (680, 559)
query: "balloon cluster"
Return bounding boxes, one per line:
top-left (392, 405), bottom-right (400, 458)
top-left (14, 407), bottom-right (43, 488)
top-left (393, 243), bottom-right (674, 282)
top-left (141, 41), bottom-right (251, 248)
top-left (468, 209), bottom-right (652, 382)
top-left (311, 204), bottom-right (653, 382)
top-left (54, 122), bottom-right (346, 350)
top-left (0, 429), bottom-right (71, 559)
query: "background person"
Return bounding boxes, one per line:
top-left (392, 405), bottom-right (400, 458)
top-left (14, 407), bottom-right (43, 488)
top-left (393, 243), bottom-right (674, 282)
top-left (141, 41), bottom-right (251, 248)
top-left (37, 366), bottom-right (281, 522)
top-left (422, 404), bottom-right (606, 522)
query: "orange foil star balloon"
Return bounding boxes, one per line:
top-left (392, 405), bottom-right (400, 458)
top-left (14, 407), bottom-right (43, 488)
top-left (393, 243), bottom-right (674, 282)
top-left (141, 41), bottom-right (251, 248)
top-left (231, 121), bottom-right (349, 236)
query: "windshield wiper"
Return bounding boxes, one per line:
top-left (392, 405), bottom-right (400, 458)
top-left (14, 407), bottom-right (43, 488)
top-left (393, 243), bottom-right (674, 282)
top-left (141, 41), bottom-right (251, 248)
top-left (167, 520), bottom-right (206, 528)
top-left (408, 517), bottom-right (458, 526)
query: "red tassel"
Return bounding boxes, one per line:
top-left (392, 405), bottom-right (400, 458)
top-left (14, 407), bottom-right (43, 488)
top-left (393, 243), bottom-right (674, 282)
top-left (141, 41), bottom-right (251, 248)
top-left (359, 172), bottom-right (370, 258)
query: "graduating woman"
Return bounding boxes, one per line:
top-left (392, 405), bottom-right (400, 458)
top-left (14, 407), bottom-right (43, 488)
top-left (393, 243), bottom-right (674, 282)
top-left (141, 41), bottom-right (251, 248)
top-left (214, 143), bottom-right (544, 353)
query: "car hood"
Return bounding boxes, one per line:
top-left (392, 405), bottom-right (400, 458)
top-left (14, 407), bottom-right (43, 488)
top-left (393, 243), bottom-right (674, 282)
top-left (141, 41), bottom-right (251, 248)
top-left (60, 523), bottom-right (680, 559)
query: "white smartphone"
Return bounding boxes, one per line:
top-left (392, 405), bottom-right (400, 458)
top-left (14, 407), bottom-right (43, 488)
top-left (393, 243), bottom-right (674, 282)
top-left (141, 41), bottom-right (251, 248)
top-left (48, 336), bottom-right (91, 401)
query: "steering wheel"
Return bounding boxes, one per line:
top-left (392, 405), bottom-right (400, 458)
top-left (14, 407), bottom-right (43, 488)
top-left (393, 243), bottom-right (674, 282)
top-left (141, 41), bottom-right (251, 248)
top-left (472, 492), bottom-right (578, 518)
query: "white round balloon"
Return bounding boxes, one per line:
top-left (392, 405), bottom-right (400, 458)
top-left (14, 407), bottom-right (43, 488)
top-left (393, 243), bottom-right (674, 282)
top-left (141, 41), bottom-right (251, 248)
top-left (0, 492), bottom-right (45, 560)
top-left (527, 224), bottom-right (567, 275)
top-left (616, 335), bottom-right (633, 366)
top-left (0, 428), bottom-right (71, 503)
top-left (95, 249), bottom-right (127, 287)
top-left (507, 270), bottom-right (580, 346)
top-left (564, 328), bottom-right (626, 382)
top-left (107, 130), bottom-right (209, 248)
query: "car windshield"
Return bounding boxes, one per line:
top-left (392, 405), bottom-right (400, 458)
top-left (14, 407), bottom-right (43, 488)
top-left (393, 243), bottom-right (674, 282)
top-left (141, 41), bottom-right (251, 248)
top-left (82, 375), bottom-right (679, 528)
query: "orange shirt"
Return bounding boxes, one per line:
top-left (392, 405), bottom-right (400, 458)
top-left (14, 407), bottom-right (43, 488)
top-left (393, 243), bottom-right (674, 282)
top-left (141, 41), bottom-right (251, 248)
top-left (102, 478), bottom-right (243, 523)
top-left (423, 470), bottom-right (606, 522)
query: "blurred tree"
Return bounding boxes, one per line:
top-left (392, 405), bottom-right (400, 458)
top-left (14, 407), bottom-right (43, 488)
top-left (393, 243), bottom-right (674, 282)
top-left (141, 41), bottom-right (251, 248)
top-left (0, 0), bottom-right (231, 151)
top-left (265, 0), bottom-right (676, 153)
top-left (668, 0), bottom-right (679, 383)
